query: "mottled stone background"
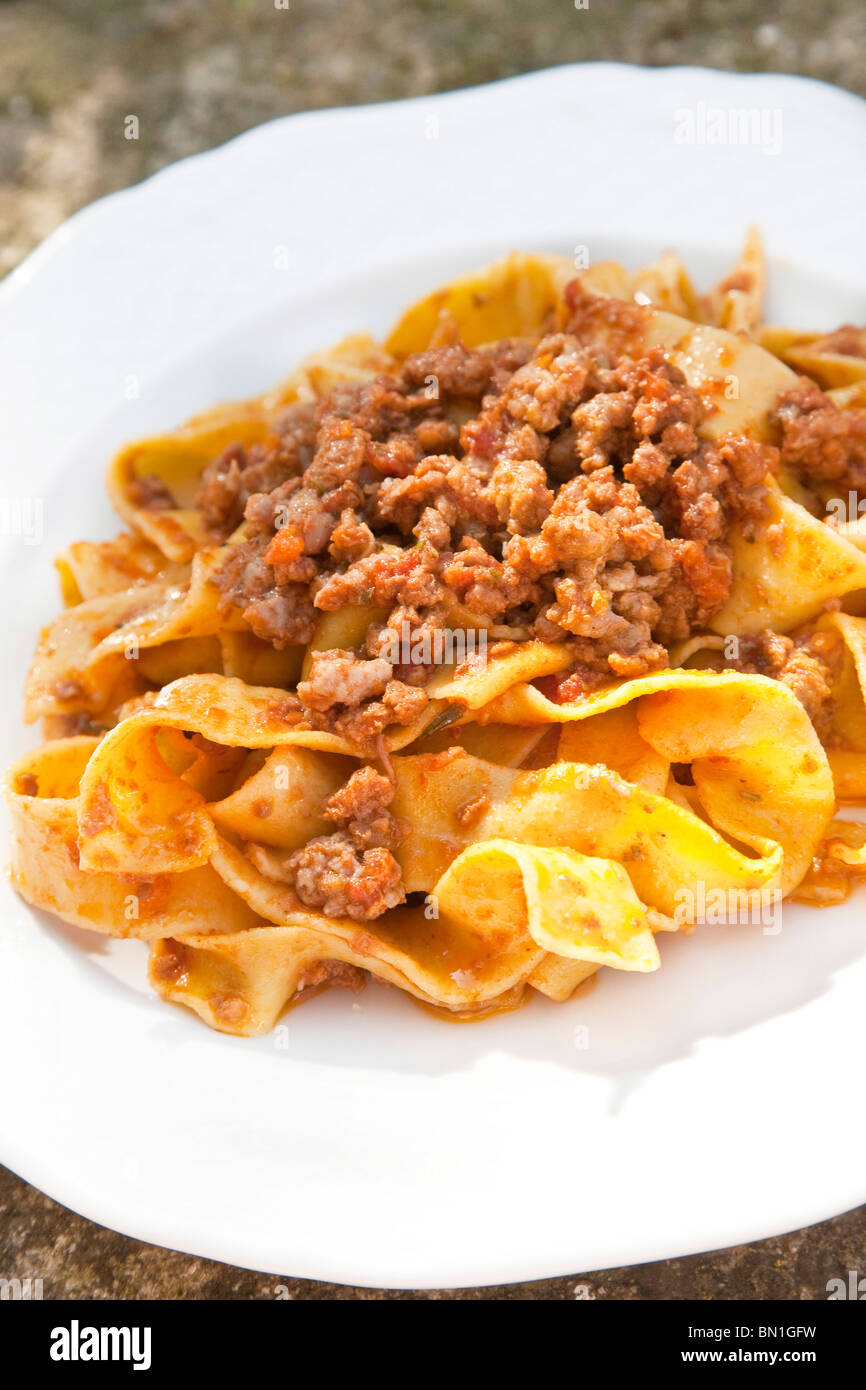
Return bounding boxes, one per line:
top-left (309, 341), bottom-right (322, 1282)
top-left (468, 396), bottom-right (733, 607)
top-left (2, 0), bottom-right (865, 279)
top-left (1, 0), bottom-right (864, 1298)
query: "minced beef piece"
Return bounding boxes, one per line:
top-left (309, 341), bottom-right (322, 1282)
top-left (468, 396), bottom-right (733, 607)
top-left (313, 546), bottom-right (442, 612)
top-left (203, 284), bottom-right (778, 719)
top-left (329, 508), bottom-right (375, 562)
top-left (295, 959), bottom-right (365, 995)
top-left (298, 649), bottom-right (392, 711)
top-left (296, 649), bottom-right (428, 748)
top-left (323, 765), bottom-right (396, 848)
top-left (326, 678), bottom-right (427, 748)
top-left (52, 678), bottom-right (86, 703)
top-left (288, 834), bottom-right (404, 919)
top-left (772, 380), bottom-right (866, 499)
top-left (129, 475), bottom-right (177, 511)
top-left (720, 625), bottom-right (844, 742)
top-left (213, 539), bottom-right (317, 647)
top-left (287, 765), bottom-right (406, 919)
top-left (196, 402), bottom-right (317, 537)
top-left (810, 326), bottom-right (865, 358)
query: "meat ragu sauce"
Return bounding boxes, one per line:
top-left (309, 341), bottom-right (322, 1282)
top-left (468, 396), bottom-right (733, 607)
top-left (130, 281), bottom-right (859, 924)
top-left (196, 284), bottom-right (778, 737)
top-left (773, 380), bottom-right (866, 499)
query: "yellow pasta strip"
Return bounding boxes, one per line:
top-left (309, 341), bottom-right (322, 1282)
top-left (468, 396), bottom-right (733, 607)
top-left (6, 738), bottom-right (261, 939)
top-left (462, 668), bottom-right (832, 894)
top-left (74, 673), bottom-right (436, 872)
top-left (151, 832), bottom-right (658, 1035)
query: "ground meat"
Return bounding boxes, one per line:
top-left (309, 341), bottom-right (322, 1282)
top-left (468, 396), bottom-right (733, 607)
top-left (313, 546), bottom-right (442, 612)
top-left (721, 626), bottom-right (844, 741)
top-left (564, 279), bottom-right (649, 355)
top-left (286, 764), bottom-right (406, 919)
top-left (202, 285), bottom-right (778, 718)
top-left (295, 649), bottom-right (428, 747)
top-left (323, 765), bottom-right (396, 848)
top-left (288, 833), bottom-right (404, 919)
top-left (772, 380), bottom-right (866, 499)
top-left (455, 794), bottom-right (490, 827)
top-left (329, 508), bottom-right (375, 562)
top-left (810, 326), bottom-right (865, 359)
top-left (298, 650), bottom-right (391, 712)
top-left (402, 338), bottom-right (535, 398)
top-left (51, 678), bottom-right (86, 703)
top-left (295, 959), bottom-right (365, 994)
top-left (379, 679), bottom-right (428, 725)
top-left (326, 679), bottom-right (428, 748)
top-left (212, 539), bottom-right (317, 646)
top-left (196, 402), bottom-right (317, 537)
top-left (128, 475), bottom-right (177, 511)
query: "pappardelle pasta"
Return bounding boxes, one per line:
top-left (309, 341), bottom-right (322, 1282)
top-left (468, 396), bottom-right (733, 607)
top-left (9, 233), bottom-right (866, 1034)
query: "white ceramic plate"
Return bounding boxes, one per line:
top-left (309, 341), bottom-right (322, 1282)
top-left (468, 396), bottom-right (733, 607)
top-left (1, 65), bottom-right (864, 1289)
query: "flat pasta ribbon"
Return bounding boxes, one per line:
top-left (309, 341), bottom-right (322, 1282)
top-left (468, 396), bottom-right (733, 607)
top-left (6, 737), bottom-right (262, 939)
top-left (26, 551), bottom-right (309, 729)
top-left (148, 835), bottom-right (656, 1035)
top-left (449, 666), bottom-right (833, 895)
top-left (73, 673), bottom-right (435, 873)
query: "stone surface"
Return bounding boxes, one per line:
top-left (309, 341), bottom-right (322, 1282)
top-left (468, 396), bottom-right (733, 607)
top-left (1, 0), bottom-right (865, 278)
top-left (1, 0), bottom-right (863, 1298)
top-left (1, 1164), bottom-right (863, 1299)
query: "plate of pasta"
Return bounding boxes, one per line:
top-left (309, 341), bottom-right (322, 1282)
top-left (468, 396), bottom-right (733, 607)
top-left (1, 65), bottom-right (865, 1286)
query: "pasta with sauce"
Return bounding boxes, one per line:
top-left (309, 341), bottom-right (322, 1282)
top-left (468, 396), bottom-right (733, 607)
top-left (8, 233), bottom-right (866, 1034)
